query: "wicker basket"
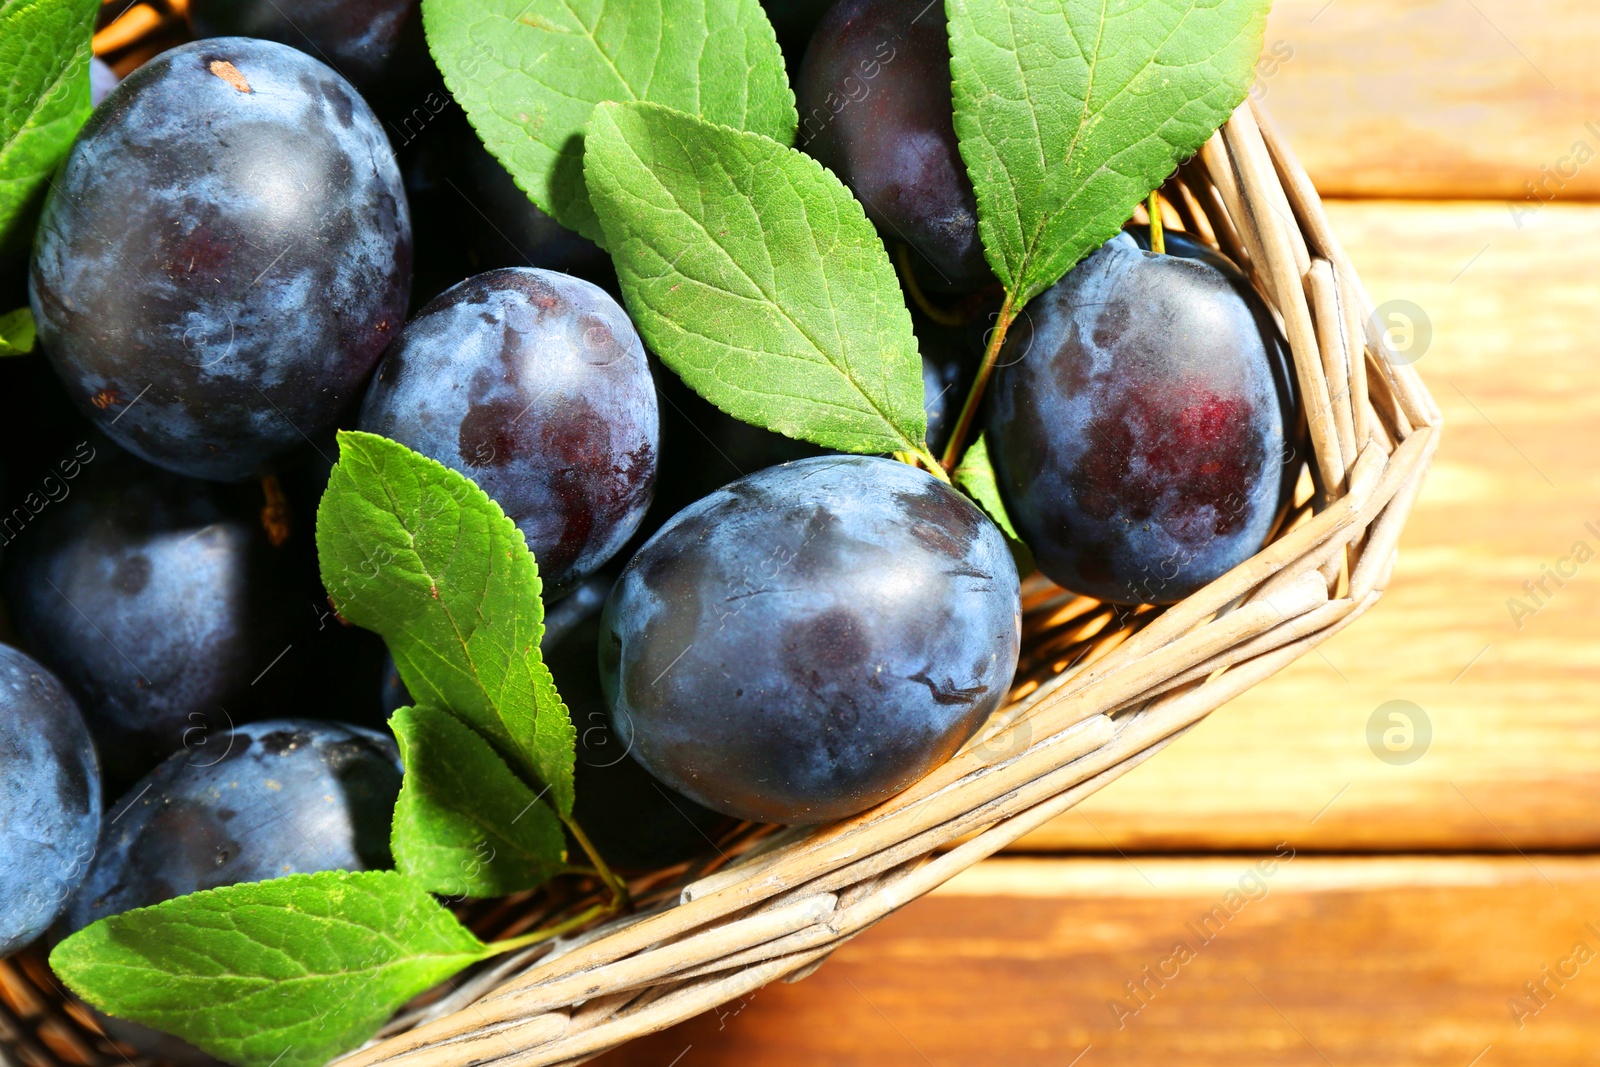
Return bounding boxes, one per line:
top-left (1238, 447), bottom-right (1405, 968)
top-left (0, 15), bottom-right (1439, 1063)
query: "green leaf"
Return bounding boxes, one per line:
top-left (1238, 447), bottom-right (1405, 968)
top-left (947, 0), bottom-right (1270, 302)
top-left (49, 871), bottom-right (492, 1067)
top-left (316, 431), bottom-right (577, 818)
top-left (423, 0), bottom-right (795, 243)
top-left (0, 0), bottom-right (99, 257)
top-left (0, 306), bottom-right (35, 355)
top-left (953, 434), bottom-right (1034, 575)
top-left (390, 706), bottom-right (567, 898)
top-left (585, 101), bottom-right (930, 459)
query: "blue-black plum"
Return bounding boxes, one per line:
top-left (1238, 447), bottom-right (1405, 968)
top-left (798, 0), bottom-right (990, 290)
top-left (66, 720), bottom-right (401, 932)
top-left (0, 645), bottom-right (100, 957)
top-left (187, 0), bottom-right (424, 92)
top-left (987, 232), bottom-right (1299, 605)
top-left (359, 268), bottom-right (658, 598)
top-left (600, 456), bottom-right (1021, 825)
top-left (4, 456), bottom-right (297, 789)
top-left (548, 579), bottom-right (725, 868)
top-left (30, 39), bottom-right (412, 482)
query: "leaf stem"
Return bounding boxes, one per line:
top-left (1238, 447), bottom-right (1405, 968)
top-left (479, 818), bottom-right (632, 960)
top-left (1148, 191), bottom-right (1165, 255)
top-left (896, 448), bottom-right (952, 483)
top-left (895, 244), bottom-right (968, 328)
top-left (484, 901), bottom-right (614, 957)
top-left (940, 290), bottom-right (1020, 471)
top-left (563, 815), bottom-right (631, 912)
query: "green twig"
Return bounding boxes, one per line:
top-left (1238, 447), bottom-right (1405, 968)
top-left (484, 901), bottom-right (614, 957)
top-left (480, 818), bottom-right (631, 958)
top-left (564, 815), bottom-right (631, 912)
top-left (1148, 191), bottom-right (1165, 255)
top-left (939, 290), bottom-right (1020, 471)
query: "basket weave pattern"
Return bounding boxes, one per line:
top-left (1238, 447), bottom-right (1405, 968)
top-left (0, 101), bottom-right (1439, 1067)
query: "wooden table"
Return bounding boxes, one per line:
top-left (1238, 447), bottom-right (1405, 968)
top-left (599, 3), bottom-right (1600, 1062)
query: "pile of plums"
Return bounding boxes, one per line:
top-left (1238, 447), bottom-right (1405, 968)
top-left (0, 0), bottom-right (1297, 984)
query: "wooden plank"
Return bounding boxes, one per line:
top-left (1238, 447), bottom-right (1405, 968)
top-left (596, 857), bottom-right (1600, 1066)
top-left (1007, 199), bottom-right (1600, 853)
top-left (1260, 0), bottom-right (1600, 201)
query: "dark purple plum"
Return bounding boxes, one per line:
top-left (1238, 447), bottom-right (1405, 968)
top-left (29, 39), bottom-right (412, 482)
top-left (359, 268), bottom-right (658, 598)
top-left (798, 0), bottom-right (990, 290)
top-left (4, 455), bottom-right (297, 789)
top-left (65, 719), bottom-right (401, 932)
top-left (187, 0), bottom-right (424, 92)
top-left (0, 645), bottom-right (100, 957)
top-left (987, 233), bottom-right (1300, 605)
top-left (600, 456), bottom-right (1021, 825)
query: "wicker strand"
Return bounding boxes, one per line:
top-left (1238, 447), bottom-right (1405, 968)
top-left (1349, 430), bottom-right (1440, 601)
top-left (1180, 160), bottom-right (1252, 275)
top-left (1197, 136), bottom-right (1274, 303)
top-left (1364, 352), bottom-right (1415, 441)
top-left (1307, 259), bottom-right (1360, 476)
top-left (1136, 592), bottom-right (1379, 704)
top-left (1220, 106), bottom-right (1347, 494)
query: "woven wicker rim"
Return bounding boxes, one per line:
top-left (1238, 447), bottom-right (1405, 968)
top-left (0, 33), bottom-right (1440, 1066)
